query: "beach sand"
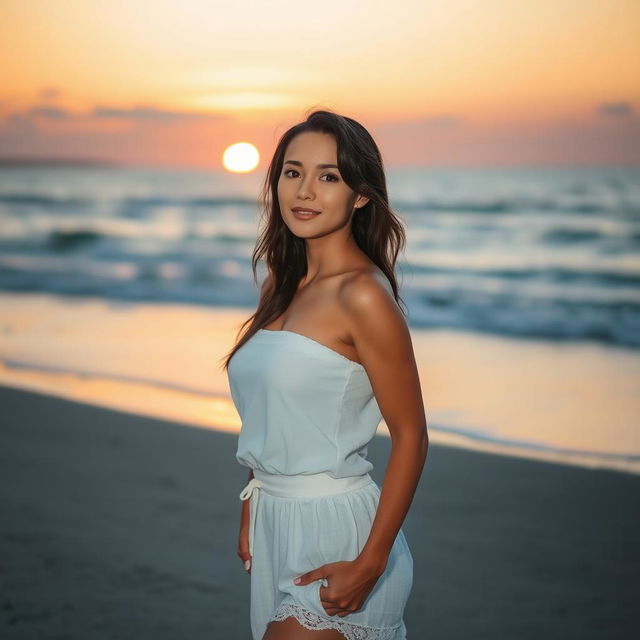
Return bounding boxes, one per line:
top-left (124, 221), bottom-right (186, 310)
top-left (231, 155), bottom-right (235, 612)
top-left (1, 384), bottom-right (637, 639)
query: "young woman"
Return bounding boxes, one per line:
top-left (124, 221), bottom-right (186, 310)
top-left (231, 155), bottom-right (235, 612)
top-left (223, 109), bottom-right (428, 640)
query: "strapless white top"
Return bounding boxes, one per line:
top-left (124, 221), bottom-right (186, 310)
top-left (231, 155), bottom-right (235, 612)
top-left (227, 329), bottom-right (383, 478)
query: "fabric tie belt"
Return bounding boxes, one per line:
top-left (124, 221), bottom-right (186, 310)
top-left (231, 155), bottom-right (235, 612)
top-left (238, 469), bottom-right (374, 557)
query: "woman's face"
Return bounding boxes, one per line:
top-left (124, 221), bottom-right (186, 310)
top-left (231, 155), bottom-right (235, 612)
top-left (277, 130), bottom-right (367, 237)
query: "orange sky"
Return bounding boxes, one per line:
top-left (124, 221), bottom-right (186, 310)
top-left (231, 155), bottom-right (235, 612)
top-left (1, 0), bottom-right (639, 168)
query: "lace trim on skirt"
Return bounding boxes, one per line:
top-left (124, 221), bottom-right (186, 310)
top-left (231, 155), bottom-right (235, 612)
top-left (270, 600), bottom-right (403, 640)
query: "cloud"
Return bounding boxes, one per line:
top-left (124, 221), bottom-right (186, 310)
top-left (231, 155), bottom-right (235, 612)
top-left (1, 103), bottom-right (230, 130)
top-left (91, 105), bottom-right (225, 122)
top-left (38, 87), bottom-right (62, 100)
top-left (4, 113), bottom-right (36, 133)
top-left (596, 101), bottom-right (635, 118)
top-left (28, 106), bottom-right (73, 120)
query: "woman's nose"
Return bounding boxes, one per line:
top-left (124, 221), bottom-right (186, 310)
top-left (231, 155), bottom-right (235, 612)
top-left (296, 177), bottom-right (315, 199)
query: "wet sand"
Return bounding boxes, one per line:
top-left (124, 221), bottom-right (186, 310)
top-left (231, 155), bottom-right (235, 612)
top-left (1, 385), bottom-right (637, 639)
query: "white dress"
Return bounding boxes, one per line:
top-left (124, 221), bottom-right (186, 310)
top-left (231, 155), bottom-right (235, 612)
top-left (228, 329), bottom-right (414, 640)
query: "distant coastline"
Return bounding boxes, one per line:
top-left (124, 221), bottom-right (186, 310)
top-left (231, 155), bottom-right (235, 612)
top-left (0, 156), bottom-right (121, 168)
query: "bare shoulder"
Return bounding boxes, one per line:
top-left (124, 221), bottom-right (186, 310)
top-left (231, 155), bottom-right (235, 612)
top-left (338, 268), bottom-right (407, 341)
top-left (340, 267), bottom-right (412, 360)
top-left (337, 268), bottom-right (426, 443)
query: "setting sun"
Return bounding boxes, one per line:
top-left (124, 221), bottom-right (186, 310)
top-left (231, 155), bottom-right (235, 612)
top-left (222, 142), bottom-right (260, 173)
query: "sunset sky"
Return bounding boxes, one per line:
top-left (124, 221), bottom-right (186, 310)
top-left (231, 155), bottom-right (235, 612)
top-left (1, 0), bottom-right (639, 169)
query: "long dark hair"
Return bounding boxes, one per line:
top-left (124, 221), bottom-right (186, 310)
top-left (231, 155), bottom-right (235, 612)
top-left (220, 108), bottom-right (406, 371)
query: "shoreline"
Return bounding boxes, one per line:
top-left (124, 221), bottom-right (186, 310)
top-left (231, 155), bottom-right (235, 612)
top-left (1, 291), bottom-right (639, 476)
top-left (0, 369), bottom-right (638, 475)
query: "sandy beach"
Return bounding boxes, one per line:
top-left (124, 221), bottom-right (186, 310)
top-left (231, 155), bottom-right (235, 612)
top-left (1, 383), bottom-right (637, 638)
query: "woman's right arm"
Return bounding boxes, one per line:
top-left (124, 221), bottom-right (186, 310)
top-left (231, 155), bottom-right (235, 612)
top-left (237, 468), bottom-right (254, 573)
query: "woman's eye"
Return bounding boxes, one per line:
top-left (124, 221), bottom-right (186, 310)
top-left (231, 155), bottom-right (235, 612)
top-left (282, 169), bottom-right (338, 182)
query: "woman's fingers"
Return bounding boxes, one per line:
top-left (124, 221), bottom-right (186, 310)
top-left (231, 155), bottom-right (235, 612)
top-left (236, 549), bottom-right (251, 573)
top-left (237, 534), bottom-right (252, 573)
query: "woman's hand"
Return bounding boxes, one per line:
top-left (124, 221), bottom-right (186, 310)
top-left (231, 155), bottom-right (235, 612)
top-left (293, 556), bottom-right (387, 617)
top-left (237, 501), bottom-right (252, 574)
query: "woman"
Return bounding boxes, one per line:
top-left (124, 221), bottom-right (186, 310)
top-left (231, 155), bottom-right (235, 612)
top-left (223, 109), bottom-right (428, 640)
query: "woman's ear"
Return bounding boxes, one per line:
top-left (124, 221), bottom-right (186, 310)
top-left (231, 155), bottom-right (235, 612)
top-left (354, 195), bottom-right (370, 209)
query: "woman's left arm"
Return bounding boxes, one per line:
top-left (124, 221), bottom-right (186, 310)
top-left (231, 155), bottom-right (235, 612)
top-left (343, 271), bottom-right (429, 575)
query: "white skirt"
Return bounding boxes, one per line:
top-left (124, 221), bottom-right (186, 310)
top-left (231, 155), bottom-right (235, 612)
top-left (239, 469), bottom-right (414, 640)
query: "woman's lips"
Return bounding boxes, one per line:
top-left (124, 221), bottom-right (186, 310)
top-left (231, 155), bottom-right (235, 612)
top-left (292, 208), bottom-right (321, 220)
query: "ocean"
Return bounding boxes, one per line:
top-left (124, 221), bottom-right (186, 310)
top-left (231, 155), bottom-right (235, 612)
top-left (1, 165), bottom-right (638, 348)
